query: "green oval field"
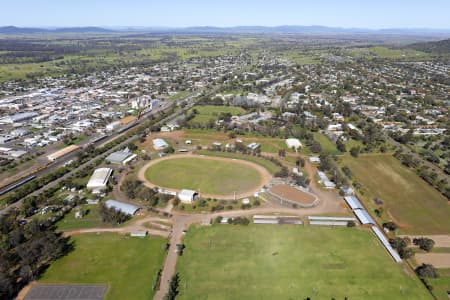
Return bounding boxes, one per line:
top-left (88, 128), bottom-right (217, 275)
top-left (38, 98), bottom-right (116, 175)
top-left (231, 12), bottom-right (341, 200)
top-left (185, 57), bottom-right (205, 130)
top-left (144, 156), bottom-right (263, 196)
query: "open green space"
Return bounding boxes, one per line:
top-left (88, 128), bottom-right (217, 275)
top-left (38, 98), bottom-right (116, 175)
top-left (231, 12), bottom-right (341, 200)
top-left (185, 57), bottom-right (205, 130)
top-left (188, 105), bottom-right (246, 124)
top-left (347, 46), bottom-right (430, 61)
top-left (313, 132), bottom-right (340, 155)
top-left (176, 225), bottom-right (431, 300)
top-left (145, 156), bottom-right (263, 195)
top-left (39, 233), bottom-right (167, 300)
top-left (341, 154), bottom-right (450, 234)
top-left (196, 150), bottom-right (281, 174)
top-left (426, 277), bottom-right (450, 300)
top-left (56, 204), bottom-right (105, 231)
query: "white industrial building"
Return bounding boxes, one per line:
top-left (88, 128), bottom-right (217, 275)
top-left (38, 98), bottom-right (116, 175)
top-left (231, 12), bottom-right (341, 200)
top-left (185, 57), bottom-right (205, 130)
top-left (86, 168), bottom-right (113, 190)
top-left (178, 189), bottom-right (198, 204)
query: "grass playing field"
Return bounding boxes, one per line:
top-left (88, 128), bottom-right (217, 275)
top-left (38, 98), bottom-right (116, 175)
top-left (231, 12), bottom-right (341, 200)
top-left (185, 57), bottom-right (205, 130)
top-left (39, 233), bottom-right (167, 300)
top-left (340, 154), bottom-right (450, 234)
top-left (195, 150), bottom-right (281, 174)
top-left (176, 225), bottom-right (431, 300)
top-left (188, 105), bottom-right (246, 124)
top-left (144, 156), bottom-right (263, 195)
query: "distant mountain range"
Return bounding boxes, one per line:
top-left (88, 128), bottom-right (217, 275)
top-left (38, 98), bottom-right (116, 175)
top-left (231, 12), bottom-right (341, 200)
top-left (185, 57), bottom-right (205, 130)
top-left (0, 26), bottom-right (114, 34)
top-left (1, 25), bottom-right (450, 35)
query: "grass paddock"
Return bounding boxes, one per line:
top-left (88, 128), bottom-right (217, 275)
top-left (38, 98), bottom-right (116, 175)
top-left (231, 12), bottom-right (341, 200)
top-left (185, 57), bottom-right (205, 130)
top-left (176, 225), bottom-right (431, 300)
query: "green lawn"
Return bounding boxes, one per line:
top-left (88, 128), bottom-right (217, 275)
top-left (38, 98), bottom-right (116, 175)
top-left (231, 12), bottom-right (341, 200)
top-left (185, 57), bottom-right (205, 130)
top-left (426, 277), bottom-right (450, 300)
top-left (188, 105), bottom-right (246, 124)
top-left (341, 154), bottom-right (450, 234)
top-left (176, 225), bottom-right (431, 300)
top-left (313, 132), bottom-right (340, 155)
top-left (56, 204), bottom-right (105, 231)
top-left (39, 233), bottom-right (167, 300)
top-left (145, 156), bottom-right (262, 195)
top-left (196, 150), bottom-right (281, 174)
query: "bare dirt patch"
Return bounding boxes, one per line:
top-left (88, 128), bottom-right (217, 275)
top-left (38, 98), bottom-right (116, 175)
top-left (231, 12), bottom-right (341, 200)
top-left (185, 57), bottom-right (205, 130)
top-left (415, 253), bottom-right (450, 268)
top-left (269, 184), bottom-right (317, 205)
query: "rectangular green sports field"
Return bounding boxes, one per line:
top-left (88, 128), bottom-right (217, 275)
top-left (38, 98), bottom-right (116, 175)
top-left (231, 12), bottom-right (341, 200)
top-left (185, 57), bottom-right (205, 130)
top-left (176, 225), bottom-right (431, 300)
top-left (39, 233), bottom-right (167, 300)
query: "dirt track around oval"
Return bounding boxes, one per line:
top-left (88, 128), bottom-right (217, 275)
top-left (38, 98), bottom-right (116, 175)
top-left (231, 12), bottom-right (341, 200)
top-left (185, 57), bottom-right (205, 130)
top-left (137, 153), bottom-right (273, 200)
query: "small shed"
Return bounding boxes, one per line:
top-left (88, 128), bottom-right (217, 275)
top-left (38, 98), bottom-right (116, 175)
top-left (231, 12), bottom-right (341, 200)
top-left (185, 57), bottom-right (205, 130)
top-left (178, 189), bottom-right (198, 204)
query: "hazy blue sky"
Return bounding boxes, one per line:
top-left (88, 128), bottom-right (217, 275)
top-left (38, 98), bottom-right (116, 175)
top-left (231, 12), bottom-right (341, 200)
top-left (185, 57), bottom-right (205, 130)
top-left (2, 0), bottom-right (450, 28)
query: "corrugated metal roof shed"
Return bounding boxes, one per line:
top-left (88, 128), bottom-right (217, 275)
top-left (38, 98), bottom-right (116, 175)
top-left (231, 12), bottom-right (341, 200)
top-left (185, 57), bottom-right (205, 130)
top-left (105, 199), bottom-right (140, 215)
top-left (309, 221), bottom-right (349, 226)
top-left (371, 226), bottom-right (402, 263)
top-left (344, 196), bottom-right (364, 210)
top-left (354, 209), bottom-right (375, 225)
top-left (308, 216), bottom-right (356, 221)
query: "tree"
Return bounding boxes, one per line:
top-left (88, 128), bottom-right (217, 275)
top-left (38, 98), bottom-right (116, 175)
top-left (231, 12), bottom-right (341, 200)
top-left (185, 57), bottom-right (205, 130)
top-left (415, 264), bottom-right (438, 278)
top-left (383, 221), bottom-right (398, 231)
top-left (310, 142), bottom-right (322, 153)
top-left (99, 203), bottom-right (130, 225)
top-left (350, 146), bottom-right (360, 158)
top-left (336, 139), bottom-right (347, 152)
top-left (413, 238), bottom-right (435, 252)
top-left (164, 146), bottom-right (175, 154)
top-left (127, 142), bottom-right (138, 151)
top-left (164, 273), bottom-right (180, 300)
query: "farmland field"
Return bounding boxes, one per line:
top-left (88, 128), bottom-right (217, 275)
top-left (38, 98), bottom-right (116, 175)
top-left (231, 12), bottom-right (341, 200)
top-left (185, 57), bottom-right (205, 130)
top-left (340, 154), bottom-right (450, 234)
top-left (39, 233), bottom-right (167, 300)
top-left (144, 155), bottom-right (266, 196)
top-left (176, 225), bottom-right (431, 300)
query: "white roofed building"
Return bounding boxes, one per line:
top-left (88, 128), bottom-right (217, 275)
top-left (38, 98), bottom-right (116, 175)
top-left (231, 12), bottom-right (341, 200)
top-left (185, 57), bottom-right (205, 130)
top-left (105, 199), bottom-right (140, 215)
top-left (87, 168), bottom-right (112, 190)
top-left (178, 189), bottom-right (198, 204)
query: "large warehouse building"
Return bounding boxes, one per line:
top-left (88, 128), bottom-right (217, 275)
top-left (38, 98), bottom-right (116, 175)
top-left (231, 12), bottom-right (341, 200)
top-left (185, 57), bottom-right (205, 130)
top-left (105, 149), bottom-right (137, 165)
top-left (86, 168), bottom-right (113, 190)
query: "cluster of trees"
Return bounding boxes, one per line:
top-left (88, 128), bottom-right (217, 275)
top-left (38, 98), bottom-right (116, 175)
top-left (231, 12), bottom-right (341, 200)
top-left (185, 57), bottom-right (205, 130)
top-left (0, 212), bottom-right (71, 299)
top-left (164, 273), bottom-right (180, 300)
top-left (415, 264), bottom-right (439, 279)
top-left (413, 237), bottom-right (435, 252)
top-left (227, 217), bottom-right (250, 225)
top-left (394, 150), bottom-right (449, 199)
top-left (318, 153), bottom-right (348, 188)
top-left (389, 237), bottom-right (414, 259)
top-left (98, 202), bottom-right (130, 225)
top-left (121, 179), bottom-right (170, 207)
